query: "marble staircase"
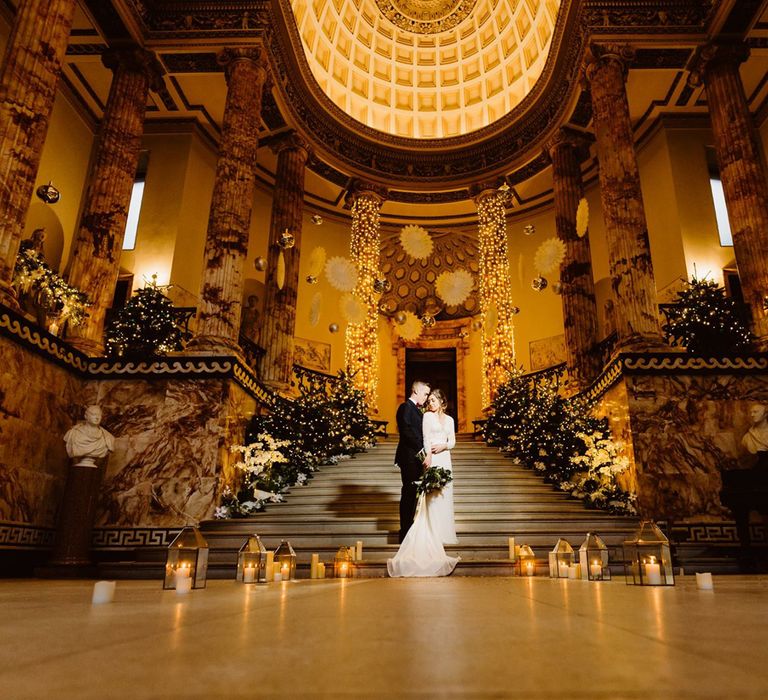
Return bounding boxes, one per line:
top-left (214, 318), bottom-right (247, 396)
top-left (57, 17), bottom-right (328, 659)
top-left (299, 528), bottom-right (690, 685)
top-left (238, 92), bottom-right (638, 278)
top-left (198, 435), bottom-right (640, 577)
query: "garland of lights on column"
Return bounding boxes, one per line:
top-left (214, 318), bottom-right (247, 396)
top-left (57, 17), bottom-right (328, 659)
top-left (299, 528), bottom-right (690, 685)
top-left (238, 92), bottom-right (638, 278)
top-left (477, 191), bottom-right (517, 407)
top-left (344, 193), bottom-right (382, 411)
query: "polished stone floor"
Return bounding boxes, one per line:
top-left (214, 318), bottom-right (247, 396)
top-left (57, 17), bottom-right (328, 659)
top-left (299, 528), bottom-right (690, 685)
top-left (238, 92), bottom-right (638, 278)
top-left (1, 576), bottom-right (767, 699)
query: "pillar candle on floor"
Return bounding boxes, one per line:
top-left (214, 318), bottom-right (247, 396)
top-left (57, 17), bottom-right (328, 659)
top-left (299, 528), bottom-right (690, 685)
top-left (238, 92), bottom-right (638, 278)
top-left (243, 566), bottom-right (255, 583)
top-left (318, 562), bottom-right (325, 578)
top-left (508, 537), bottom-right (516, 560)
top-left (590, 561), bottom-right (602, 579)
top-left (91, 581), bottom-right (116, 605)
top-left (644, 558), bottom-right (661, 585)
top-left (696, 572), bottom-right (714, 590)
top-left (356, 541), bottom-right (363, 560)
top-left (310, 553), bottom-right (319, 579)
top-left (175, 577), bottom-right (192, 595)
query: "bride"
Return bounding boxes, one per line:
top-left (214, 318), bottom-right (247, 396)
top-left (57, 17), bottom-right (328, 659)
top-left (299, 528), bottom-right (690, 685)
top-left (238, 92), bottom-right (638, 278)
top-left (388, 388), bottom-right (459, 577)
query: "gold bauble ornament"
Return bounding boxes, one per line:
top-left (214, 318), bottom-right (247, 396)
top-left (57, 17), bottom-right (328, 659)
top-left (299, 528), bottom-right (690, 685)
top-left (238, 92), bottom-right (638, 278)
top-left (328, 323), bottom-right (339, 333)
top-left (254, 256), bottom-right (267, 272)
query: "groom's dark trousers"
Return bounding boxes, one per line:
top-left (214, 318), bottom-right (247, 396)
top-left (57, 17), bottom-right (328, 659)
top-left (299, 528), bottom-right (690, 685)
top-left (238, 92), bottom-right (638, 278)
top-left (395, 399), bottom-right (424, 543)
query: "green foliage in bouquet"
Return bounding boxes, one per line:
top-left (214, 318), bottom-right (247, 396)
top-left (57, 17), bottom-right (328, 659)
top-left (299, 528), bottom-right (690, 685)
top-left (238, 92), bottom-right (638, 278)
top-left (415, 465), bottom-right (453, 497)
top-left (662, 275), bottom-right (751, 354)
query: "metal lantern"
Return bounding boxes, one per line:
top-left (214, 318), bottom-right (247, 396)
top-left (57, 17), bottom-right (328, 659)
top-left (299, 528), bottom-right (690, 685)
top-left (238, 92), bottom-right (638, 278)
top-left (164, 526), bottom-right (209, 590)
top-left (236, 534), bottom-right (269, 584)
top-left (333, 545), bottom-right (354, 579)
top-left (274, 540), bottom-right (297, 581)
top-left (278, 229), bottom-right (295, 249)
top-left (549, 539), bottom-right (574, 579)
top-left (306, 274), bottom-right (318, 284)
top-left (517, 545), bottom-right (536, 576)
top-left (579, 532), bottom-right (610, 581)
top-left (623, 521), bottom-right (674, 586)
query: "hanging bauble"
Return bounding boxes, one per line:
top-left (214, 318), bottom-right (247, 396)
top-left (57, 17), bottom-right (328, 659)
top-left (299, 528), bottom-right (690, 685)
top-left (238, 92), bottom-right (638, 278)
top-left (278, 229), bottom-right (295, 249)
top-left (379, 298), bottom-right (397, 315)
top-left (373, 277), bottom-right (390, 294)
top-left (309, 292), bottom-right (322, 327)
top-left (325, 257), bottom-right (358, 292)
top-left (532, 276), bottom-right (548, 291)
top-left (397, 311), bottom-right (422, 341)
top-left (497, 182), bottom-right (510, 193)
top-left (472, 318), bottom-right (483, 331)
top-left (510, 306), bottom-right (520, 315)
top-left (339, 293), bottom-right (366, 324)
top-left (552, 282), bottom-right (563, 295)
top-left (576, 198), bottom-right (589, 238)
top-left (534, 238), bottom-right (566, 274)
top-left (306, 275), bottom-right (318, 284)
top-left (421, 314), bottom-right (436, 328)
top-left (311, 214), bottom-right (323, 225)
top-left (328, 323), bottom-right (339, 333)
top-left (276, 250), bottom-right (286, 290)
top-left (254, 256), bottom-right (267, 272)
top-left (435, 269), bottom-right (474, 307)
top-left (394, 311), bottom-right (407, 325)
top-left (36, 181), bottom-right (60, 204)
top-left (523, 224), bottom-right (536, 236)
top-left (308, 246), bottom-right (326, 278)
top-left (399, 224), bottom-right (433, 260)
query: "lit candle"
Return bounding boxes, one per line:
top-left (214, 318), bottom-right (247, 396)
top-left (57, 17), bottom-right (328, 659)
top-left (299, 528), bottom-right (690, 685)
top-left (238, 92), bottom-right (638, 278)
top-left (318, 562), bottom-right (326, 578)
top-left (356, 541), bottom-right (363, 561)
top-left (558, 561), bottom-right (570, 579)
top-left (243, 565), bottom-right (255, 583)
top-left (508, 537), bottom-right (516, 560)
top-left (281, 562), bottom-right (290, 580)
top-left (91, 581), bottom-right (116, 605)
top-left (525, 561), bottom-right (535, 577)
top-left (590, 561), bottom-right (602, 580)
top-left (175, 576), bottom-right (192, 595)
top-left (310, 553), bottom-right (319, 579)
top-left (695, 572), bottom-right (714, 590)
top-left (339, 562), bottom-right (349, 579)
top-left (176, 563), bottom-right (191, 578)
top-left (644, 556), bottom-right (662, 585)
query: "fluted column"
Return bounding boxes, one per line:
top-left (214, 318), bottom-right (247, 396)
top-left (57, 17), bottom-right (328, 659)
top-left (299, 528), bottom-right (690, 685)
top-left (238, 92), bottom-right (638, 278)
top-left (689, 42), bottom-right (768, 345)
top-left (65, 48), bottom-right (164, 355)
top-left (0, 0), bottom-right (78, 309)
top-left (583, 44), bottom-right (664, 351)
top-left (471, 184), bottom-right (517, 407)
top-left (545, 128), bottom-right (600, 388)
top-left (344, 181), bottom-right (387, 411)
top-left (259, 133), bottom-right (310, 391)
top-left (191, 48), bottom-right (269, 353)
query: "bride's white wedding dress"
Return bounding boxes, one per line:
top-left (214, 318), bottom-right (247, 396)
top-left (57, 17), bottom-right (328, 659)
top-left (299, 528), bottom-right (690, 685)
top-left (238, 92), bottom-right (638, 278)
top-left (387, 411), bottom-right (459, 577)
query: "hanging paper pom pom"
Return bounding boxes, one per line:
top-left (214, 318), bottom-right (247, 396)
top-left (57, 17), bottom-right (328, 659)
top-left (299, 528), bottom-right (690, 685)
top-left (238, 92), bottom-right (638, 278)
top-left (435, 269), bottom-right (474, 307)
top-left (309, 292), bottom-right (322, 327)
top-left (534, 238), bottom-right (566, 274)
top-left (276, 250), bottom-right (286, 290)
top-left (308, 246), bottom-right (327, 278)
top-left (399, 225), bottom-right (433, 260)
top-left (339, 293), bottom-right (366, 324)
top-left (576, 198), bottom-right (589, 238)
top-left (325, 257), bottom-right (358, 292)
top-left (397, 310), bottom-right (422, 341)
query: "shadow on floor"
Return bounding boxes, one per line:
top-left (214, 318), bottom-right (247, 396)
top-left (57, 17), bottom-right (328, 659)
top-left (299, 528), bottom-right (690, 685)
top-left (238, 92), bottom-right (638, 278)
top-left (326, 483), bottom-right (399, 537)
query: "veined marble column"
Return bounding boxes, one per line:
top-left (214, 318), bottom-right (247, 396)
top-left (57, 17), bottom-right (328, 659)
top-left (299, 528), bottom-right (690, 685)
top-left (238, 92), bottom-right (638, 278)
top-left (545, 128), bottom-right (600, 389)
top-left (471, 184), bottom-right (516, 407)
top-left (344, 181), bottom-right (387, 411)
top-left (259, 133), bottom-right (310, 391)
top-left (689, 42), bottom-right (768, 345)
top-left (583, 44), bottom-right (664, 351)
top-left (191, 48), bottom-right (269, 353)
top-left (65, 48), bottom-right (164, 356)
top-left (0, 0), bottom-right (78, 309)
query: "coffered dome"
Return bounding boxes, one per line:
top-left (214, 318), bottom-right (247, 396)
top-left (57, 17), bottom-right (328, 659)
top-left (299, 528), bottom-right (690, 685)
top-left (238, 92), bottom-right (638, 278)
top-left (290, 0), bottom-right (561, 138)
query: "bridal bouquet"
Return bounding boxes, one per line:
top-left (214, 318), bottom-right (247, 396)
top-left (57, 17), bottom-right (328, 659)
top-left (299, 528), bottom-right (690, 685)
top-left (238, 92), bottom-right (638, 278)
top-left (415, 466), bottom-right (453, 497)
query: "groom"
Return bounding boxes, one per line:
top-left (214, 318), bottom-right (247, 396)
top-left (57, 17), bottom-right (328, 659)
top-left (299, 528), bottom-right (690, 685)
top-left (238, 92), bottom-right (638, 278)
top-left (395, 380), bottom-right (431, 543)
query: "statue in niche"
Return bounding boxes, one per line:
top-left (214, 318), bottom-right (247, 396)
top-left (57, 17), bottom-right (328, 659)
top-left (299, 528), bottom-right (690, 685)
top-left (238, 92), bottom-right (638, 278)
top-left (741, 403), bottom-right (768, 458)
top-left (239, 294), bottom-right (260, 342)
top-left (64, 405), bottom-right (115, 468)
top-left (20, 227), bottom-right (46, 256)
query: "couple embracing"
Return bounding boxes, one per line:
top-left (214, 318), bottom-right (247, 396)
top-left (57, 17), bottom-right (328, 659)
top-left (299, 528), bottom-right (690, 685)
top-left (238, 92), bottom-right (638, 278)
top-left (388, 381), bottom-right (459, 577)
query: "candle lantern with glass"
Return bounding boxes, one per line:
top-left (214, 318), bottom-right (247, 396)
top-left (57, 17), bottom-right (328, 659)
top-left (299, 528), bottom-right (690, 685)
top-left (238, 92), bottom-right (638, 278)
top-left (163, 526), bottom-right (209, 590)
top-left (236, 534), bottom-right (268, 584)
top-left (274, 540), bottom-right (297, 581)
top-left (516, 545), bottom-right (536, 576)
top-left (579, 532), bottom-right (610, 581)
top-left (623, 521), bottom-right (674, 586)
top-left (333, 545), bottom-right (354, 579)
top-left (549, 539), bottom-right (574, 579)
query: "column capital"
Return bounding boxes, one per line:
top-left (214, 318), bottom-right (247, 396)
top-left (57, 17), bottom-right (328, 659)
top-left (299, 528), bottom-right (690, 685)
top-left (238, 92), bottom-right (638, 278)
top-left (218, 46), bottom-right (270, 88)
top-left (543, 127), bottom-right (593, 163)
top-left (102, 45), bottom-right (165, 91)
top-left (582, 43), bottom-right (636, 85)
top-left (468, 179), bottom-right (507, 204)
top-left (344, 179), bottom-right (388, 209)
top-left (687, 41), bottom-right (750, 88)
top-left (269, 130), bottom-right (313, 161)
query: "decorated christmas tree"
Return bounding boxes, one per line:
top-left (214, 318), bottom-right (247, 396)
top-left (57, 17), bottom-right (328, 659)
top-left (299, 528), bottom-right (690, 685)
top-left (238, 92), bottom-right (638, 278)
top-left (105, 277), bottom-right (182, 358)
top-left (662, 275), bottom-right (752, 354)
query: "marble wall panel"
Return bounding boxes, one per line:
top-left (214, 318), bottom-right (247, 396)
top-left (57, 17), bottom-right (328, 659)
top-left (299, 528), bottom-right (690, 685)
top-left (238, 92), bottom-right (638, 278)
top-left (593, 380), bottom-right (637, 495)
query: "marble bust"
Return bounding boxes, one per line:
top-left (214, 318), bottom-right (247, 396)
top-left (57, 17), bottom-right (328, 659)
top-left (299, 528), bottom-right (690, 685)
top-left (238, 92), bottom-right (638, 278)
top-left (741, 403), bottom-right (768, 455)
top-left (63, 405), bottom-right (115, 468)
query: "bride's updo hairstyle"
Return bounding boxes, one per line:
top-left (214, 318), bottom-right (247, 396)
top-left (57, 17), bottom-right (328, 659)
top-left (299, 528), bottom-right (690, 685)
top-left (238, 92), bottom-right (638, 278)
top-left (428, 388), bottom-right (447, 412)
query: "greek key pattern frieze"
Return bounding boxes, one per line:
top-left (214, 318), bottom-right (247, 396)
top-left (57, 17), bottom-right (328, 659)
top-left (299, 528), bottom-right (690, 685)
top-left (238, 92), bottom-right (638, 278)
top-left (92, 528), bottom-right (182, 549)
top-left (670, 523), bottom-right (767, 544)
top-left (0, 523), bottom-right (55, 549)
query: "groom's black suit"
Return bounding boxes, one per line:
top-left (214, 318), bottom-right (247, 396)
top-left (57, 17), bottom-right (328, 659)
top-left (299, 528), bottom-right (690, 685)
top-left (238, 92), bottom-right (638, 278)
top-left (395, 398), bottom-right (424, 543)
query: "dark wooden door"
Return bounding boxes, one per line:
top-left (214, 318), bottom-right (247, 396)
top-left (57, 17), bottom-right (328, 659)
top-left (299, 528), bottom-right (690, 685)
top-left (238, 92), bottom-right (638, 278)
top-left (405, 348), bottom-right (458, 425)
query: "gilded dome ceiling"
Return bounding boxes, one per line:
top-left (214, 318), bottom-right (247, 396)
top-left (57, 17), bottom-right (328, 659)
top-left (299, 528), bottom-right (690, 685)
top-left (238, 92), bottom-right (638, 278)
top-left (290, 0), bottom-right (562, 138)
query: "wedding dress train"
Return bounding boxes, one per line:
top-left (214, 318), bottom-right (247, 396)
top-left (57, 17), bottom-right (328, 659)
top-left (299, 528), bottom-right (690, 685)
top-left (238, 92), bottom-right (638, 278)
top-left (388, 411), bottom-right (459, 577)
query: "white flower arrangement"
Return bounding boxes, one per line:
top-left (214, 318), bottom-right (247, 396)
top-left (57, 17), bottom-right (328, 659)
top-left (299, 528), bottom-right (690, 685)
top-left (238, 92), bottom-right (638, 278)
top-left (230, 433), bottom-right (290, 478)
top-left (533, 237), bottom-right (567, 274)
top-left (325, 256), bottom-right (358, 292)
top-left (399, 224), bottom-right (433, 260)
top-left (435, 269), bottom-right (474, 307)
top-left (576, 198), bottom-right (589, 238)
top-left (396, 310), bottom-right (422, 341)
top-left (339, 292), bottom-right (366, 324)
